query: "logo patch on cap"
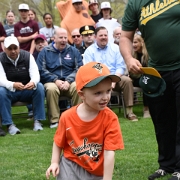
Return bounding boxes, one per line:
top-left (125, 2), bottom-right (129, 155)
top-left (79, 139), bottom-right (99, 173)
top-left (92, 63), bottom-right (103, 73)
top-left (85, 26), bottom-right (89, 31)
top-left (142, 76), bottom-right (150, 84)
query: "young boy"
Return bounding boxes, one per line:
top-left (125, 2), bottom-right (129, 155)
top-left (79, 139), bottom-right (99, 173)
top-left (46, 62), bottom-right (124, 180)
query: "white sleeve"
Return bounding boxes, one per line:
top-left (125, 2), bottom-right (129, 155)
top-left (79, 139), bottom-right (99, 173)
top-left (0, 61), bottom-right (15, 92)
top-left (29, 54), bottom-right (40, 89)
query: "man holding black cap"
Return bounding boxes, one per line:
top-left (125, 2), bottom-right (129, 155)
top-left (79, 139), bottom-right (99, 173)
top-left (14, 3), bottom-right (39, 54)
top-left (120, 1), bottom-right (180, 179)
top-left (0, 36), bottom-right (46, 135)
top-left (79, 25), bottom-right (95, 56)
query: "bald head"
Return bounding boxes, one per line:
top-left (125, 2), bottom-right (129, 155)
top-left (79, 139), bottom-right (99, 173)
top-left (54, 28), bottom-right (68, 51)
top-left (54, 28), bottom-right (68, 37)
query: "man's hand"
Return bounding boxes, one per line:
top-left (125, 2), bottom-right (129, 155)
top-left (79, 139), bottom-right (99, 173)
top-left (24, 82), bottom-right (35, 90)
top-left (55, 80), bottom-right (65, 90)
top-left (60, 81), bottom-right (70, 91)
top-left (126, 57), bottom-right (142, 74)
top-left (13, 82), bottom-right (25, 90)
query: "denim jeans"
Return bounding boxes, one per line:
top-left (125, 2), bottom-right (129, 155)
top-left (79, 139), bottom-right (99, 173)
top-left (0, 82), bottom-right (46, 125)
top-left (26, 104), bottom-right (33, 112)
top-left (147, 69), bottom-right (180, 173)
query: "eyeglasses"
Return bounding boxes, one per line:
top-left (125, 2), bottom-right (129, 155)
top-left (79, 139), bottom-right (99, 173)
top-left (72, 35), bottom-right (81, 38)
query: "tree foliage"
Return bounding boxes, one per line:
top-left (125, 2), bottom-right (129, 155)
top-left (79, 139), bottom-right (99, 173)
top-left (0, 0), bottom-right (126, 26)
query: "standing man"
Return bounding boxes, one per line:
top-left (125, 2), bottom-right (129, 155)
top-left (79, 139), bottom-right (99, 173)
top-left (120, 1), bottom-right (180, 180)
top-left (96, 2), bottom-right (120, 43)
top-left (88, 0), bottom-right (102, 23)
top-left (0, 22), bottom-right (6, 52)
top-left (36, 28), bottom-right (83, 128)
top-left (0, 36), bottom-right (46, 135)
top-left (14, 3), bottom-right (39, 54)
top-left (84, 26), bottom-right (138, 121)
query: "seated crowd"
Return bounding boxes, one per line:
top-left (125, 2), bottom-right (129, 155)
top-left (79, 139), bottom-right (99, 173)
top-left (0, 0), bottom-right (149, 137)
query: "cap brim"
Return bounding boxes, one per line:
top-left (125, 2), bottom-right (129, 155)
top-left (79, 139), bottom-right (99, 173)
top-left (35, 37), bottom-right (46, 41)
top-left (89, 2), bottom-right (98, 6)
top-left (84, 75), bottom-right (120, 88)
top-left (5, 43), bottom-right (19, 48)
top-left (140, 67), bottom-right (161, 78)
top-left (143, 78), bottom-right (166, 97)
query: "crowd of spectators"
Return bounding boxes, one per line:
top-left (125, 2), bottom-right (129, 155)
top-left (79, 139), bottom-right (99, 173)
top-left (0, 0), bottom-right (147, 137)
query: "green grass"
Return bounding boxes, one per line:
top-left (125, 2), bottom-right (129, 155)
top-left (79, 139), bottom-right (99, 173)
top-left (0, 105), bottom-right (171, 180)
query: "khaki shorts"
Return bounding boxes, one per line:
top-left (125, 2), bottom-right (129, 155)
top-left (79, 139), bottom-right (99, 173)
top-left (57, 155), bottom-right (103, 180)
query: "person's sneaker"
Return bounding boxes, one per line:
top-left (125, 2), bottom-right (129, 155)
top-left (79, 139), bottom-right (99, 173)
top-left (126, 113), bottom-right (138, 121)
top-left (8, 124), bottom-right (21, 135)
top-left (143, 110), bottom-right (151, 118)
top-left (33, 120), bottom-right (43, 131)
top-left (148, 169), bottom-right (167, 180)
top-left (28, 110), bottom-right (33, 117)
top-left (0, 127), bottom-right (6, 136)
top-left (50, 122), bottom-right (58, 128)
top-left (169, 172), bottom-right (180, 180)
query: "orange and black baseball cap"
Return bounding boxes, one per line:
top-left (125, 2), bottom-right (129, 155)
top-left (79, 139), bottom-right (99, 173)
top-left (76, 62), bottom-right (121, 91)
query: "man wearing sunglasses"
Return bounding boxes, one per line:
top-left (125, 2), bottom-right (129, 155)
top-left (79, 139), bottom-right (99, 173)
top-left (71, 28), bottom-right (83, 50)
top-left (14, 3), bottom-right (39, 54)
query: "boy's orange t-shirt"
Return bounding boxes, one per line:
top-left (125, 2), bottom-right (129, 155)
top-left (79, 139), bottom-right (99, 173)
top-left (54, 105), bottom-right (124, 176)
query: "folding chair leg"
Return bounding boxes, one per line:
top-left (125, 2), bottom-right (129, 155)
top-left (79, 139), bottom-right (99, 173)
top-left (120, 94), bottom-right (127, 118)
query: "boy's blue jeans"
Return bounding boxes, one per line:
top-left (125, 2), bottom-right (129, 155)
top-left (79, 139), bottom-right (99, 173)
top-left (0, 82), bottom-right (46, 125)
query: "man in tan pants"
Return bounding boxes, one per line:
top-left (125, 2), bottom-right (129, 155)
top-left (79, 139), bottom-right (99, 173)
top-left (36, 28), bottom-right (83, 128)
top-left (84, 26), bottom-right (138, 121)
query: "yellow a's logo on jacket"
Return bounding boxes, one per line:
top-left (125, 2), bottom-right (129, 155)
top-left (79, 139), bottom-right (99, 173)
top-left (140, 0), bottom-right (180, 25)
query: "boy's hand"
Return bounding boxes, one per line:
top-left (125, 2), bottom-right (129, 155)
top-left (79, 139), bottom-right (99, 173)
top-left (46, 163), bottom-right (59, 179)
